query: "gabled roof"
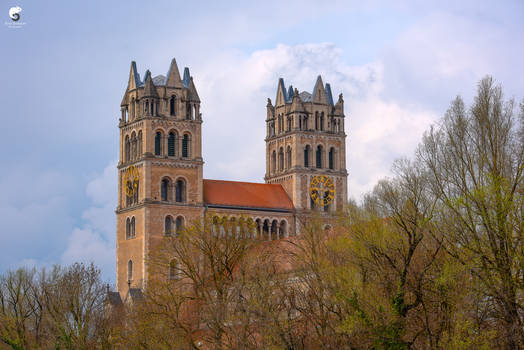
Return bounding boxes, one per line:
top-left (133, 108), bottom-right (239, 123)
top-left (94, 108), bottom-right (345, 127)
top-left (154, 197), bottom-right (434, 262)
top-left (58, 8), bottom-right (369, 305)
top-left (203, 179), bottom-right (294, 212)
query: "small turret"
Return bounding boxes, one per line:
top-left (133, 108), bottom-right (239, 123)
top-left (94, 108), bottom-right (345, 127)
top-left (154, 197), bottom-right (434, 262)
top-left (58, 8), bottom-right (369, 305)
top-left (142, 70), bottom-right (158, 97)
top-left (334, 93), bottom-right (344, 115)
top-left (290, 89), bottom-right (306, 113)
top-left (266, 98), bottom-right (275, 119)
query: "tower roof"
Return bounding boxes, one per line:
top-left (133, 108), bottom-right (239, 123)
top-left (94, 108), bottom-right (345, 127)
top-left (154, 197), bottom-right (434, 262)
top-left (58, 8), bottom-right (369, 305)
top-left (271, 75), bottom-right (335, 106)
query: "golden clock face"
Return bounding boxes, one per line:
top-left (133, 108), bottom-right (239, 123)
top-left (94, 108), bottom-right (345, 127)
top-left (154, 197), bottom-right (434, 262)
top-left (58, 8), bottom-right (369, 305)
top-left (123, 165), bottom-right (139, 197)
top-left (309, 175), bottom-right (335, 206)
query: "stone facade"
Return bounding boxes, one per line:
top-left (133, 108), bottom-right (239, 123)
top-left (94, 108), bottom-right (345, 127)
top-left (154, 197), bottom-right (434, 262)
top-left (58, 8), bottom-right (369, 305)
top-left (115, 58), bottom-right (348, 297)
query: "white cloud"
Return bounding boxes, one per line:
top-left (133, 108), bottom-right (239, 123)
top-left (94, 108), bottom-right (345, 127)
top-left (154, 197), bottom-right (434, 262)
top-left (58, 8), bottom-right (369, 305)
top-left (193, 43), bottom-right (437, 199)
top-left (61, 161), bottom-right (117, 282)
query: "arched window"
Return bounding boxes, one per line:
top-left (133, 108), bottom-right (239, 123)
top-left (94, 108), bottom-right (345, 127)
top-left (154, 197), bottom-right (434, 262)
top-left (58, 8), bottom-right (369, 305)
top-left (175, 179), bottom-right (185, 202)
top-left (170, 96), bottom-right (176, 116)
top-left (316, 145), bottom-right (323, 168)
top-left (125, 136), bottom-right (130, 162)
top-left (255, 218), bottom-right (262, 238)
top-left (145, 101), bottom-right (149, 115)
top-left (329, 147), bottom-right (335, 170)
top-left (126, 218), bottom-right (130, 239)
top-left (169, 259), bottom-right (177, 280)
top-left (271, 151), bottom-right (276, 173)
top-left (315, 112), bottom-right (319, 130)
top-left (299, 116), bottom-right (302, 130)
top-left (186, 103), bottom-right (191, 120)
top-left (168, 132), bottom-right (176, 156)
top-left (279, 220), bottom-right (287, 239)
top-left (161, 178), bottom-right (170, 201)
top-left (263, 219), bottom-right (270, 240)
top-left (131, 132), bottom-right (137, 160)
top-left (176, 216), bottom-right (184, 235)
top-left (127, 260), bottom-right (133, 281)
top-left (130, 217), bottom-right (135, 238)
top-left (278, 147), bottom-right (284, 172)
top-left (138, 131), bottom-right (143, 157)
top-left (271, 220), bottom-right (278, 240)
top-left (287, 117), bottom-right (292, 131)
top-left (165, 216), bottom-right (172, 235)
top-left (130, 99), bottom-right (135, 120)
top-left (212, 216), bottom-right (219, 235)
top-left (304, 145), bottom-right (310, 168)
top-left (182, 134), bottom-right (189, 158)
top-left (155, 132), bottom-right (162, 155)
top-left (320, 112), bottom-right (324, 131)
top-left (286, 146), bottom-right (292, 169)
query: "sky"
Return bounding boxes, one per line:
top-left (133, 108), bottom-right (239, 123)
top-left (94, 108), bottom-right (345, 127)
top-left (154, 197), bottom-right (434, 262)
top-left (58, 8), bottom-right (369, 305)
top-left (1, 0), bottom-right (523, 283)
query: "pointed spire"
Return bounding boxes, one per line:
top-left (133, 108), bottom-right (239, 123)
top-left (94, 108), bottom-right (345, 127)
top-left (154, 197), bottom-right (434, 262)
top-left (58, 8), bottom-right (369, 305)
top-left (142, 70), bottom-right (158, 97)
top-left (275, 78), bottom-right (288, 106)
top-left (325, 83), bottom-right (334, 106)
top-left (287, 85), bottom-right (294, 100)
top-left (188, 77), bottom-right (200, 102)
top-left (127, 61), bottom-right (141, 90)
top-left (312, 75), bottom-right (327, 103)
top-left (182, 67), bottom-right (191, 88)
top-left (166, 58), bottom-right (183, 88)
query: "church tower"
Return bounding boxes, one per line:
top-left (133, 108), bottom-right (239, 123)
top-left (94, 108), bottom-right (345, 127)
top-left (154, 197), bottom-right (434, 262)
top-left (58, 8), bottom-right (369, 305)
top-left (115, 58), bottom-right (204, 296)
top-left (265, 76), bottom-right (348, 226)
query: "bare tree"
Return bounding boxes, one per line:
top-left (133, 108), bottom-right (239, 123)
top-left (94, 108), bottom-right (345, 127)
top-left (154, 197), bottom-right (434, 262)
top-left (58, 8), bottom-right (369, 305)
top-left (419, 76), bottom-right (524, 349)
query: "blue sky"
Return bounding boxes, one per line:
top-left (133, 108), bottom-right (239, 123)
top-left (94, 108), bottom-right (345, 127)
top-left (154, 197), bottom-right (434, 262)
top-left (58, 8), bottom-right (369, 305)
top-left (1, 0), bottom-right (523, 283)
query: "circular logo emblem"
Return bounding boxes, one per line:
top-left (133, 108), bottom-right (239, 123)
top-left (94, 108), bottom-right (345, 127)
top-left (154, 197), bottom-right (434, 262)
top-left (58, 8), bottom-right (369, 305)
top-left (9, 6), bottom-right (22, 22)
top-left (123, 165), bottom-right (140, 197)
top-left (309, 175), bottom-right (335, 207)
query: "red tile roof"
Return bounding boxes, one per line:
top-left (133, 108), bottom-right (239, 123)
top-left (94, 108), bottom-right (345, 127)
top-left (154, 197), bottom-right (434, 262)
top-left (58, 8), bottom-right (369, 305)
top-left (203, 179), bottom-right (294, 211)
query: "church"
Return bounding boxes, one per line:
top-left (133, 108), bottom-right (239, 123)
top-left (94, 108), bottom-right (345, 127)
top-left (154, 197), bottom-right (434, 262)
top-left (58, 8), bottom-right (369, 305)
top-left (115, 58), bottom-right (348, 297)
